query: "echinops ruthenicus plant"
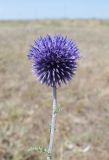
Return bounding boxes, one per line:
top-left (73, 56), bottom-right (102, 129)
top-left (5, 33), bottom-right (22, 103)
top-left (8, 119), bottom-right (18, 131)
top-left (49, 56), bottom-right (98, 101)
top-left (28, 35), bottom-right (80, 160)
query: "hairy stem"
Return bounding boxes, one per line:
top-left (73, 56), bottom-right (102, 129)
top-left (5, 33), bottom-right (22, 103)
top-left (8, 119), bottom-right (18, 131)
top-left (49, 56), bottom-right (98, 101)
top-left (47, 85), bottom-right (57, 160)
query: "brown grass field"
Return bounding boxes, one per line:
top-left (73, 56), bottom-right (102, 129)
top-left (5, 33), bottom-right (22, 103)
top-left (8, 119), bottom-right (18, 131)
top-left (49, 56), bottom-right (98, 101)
top-left (0, 20), bottom-right (109, 160)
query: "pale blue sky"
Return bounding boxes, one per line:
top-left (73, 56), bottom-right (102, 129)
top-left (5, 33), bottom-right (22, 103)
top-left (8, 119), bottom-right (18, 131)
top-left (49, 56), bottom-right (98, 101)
top-left (0, 0), bottom-right (109, 20)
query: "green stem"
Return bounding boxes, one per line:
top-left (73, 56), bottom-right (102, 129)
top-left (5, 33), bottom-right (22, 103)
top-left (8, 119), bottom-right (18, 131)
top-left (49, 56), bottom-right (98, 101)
top-left (47, 85), bottom-right (57, 160)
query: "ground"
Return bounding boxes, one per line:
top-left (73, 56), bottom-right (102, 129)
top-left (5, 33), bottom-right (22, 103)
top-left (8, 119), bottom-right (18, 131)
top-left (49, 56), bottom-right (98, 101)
top-left (0, 20), bottom-right (109, 160)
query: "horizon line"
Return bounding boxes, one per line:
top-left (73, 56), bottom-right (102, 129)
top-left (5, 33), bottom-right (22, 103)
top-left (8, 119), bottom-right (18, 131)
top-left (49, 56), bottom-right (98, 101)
top-left (0, 17), bottom-right (109, 21)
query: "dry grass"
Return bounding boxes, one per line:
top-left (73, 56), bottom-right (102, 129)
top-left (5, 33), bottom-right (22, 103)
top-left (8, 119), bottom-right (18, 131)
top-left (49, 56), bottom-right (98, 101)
top-left (0, 20), bottom-right (109, 160)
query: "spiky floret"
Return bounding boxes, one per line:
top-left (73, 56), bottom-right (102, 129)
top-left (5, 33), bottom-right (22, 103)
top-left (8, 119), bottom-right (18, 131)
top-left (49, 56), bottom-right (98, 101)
top-left (28, 35), bottom-right (80, 86)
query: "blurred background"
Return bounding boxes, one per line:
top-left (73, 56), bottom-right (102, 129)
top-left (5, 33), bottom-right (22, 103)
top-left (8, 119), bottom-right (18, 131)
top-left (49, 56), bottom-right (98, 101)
top-left (0, 0), bottom-right (109, 160)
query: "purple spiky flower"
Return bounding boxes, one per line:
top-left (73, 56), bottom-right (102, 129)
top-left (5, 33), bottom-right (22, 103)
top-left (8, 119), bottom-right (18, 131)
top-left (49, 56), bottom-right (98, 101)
top-left (28, 35), bottom-right (80, 87)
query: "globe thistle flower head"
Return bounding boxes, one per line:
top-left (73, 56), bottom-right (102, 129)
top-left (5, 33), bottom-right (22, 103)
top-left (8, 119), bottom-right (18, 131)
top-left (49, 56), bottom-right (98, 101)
top-left (28, 35), bottom-right (80, 87)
